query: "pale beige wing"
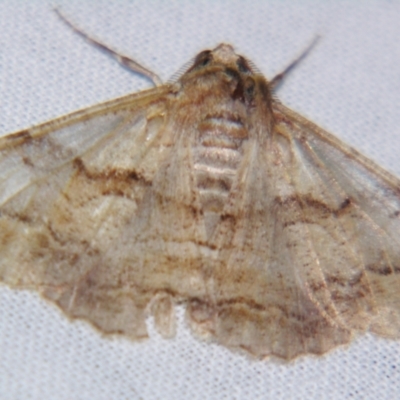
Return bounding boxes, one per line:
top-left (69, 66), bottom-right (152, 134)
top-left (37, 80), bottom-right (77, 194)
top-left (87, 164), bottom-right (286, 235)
top-left (184, 102), bottom-right (400, 360)
top-left (273, 103), bottom-right (400, 333)
top-left (0, 86), bottom-right (186, 339)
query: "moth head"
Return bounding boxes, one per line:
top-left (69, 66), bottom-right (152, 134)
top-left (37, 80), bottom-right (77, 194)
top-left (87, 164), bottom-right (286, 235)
top-left (181, 43), bottom-right (270, 107)
top-left (187, 44), bottom-right (256, 75)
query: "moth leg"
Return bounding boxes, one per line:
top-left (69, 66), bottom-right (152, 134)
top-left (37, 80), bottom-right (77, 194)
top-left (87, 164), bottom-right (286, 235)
top-left (54, 8), bottom-right (162, 86)
top-left (270, 36), bottom-right (320, 90)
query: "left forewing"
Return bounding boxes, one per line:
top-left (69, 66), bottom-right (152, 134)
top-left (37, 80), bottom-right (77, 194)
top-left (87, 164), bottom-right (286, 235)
top-left (0, 86), bottom-right (182, 338)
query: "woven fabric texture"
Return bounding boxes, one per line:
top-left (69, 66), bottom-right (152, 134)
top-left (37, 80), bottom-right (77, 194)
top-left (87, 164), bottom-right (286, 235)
top-left (1, 1), bottom-right (400, 399)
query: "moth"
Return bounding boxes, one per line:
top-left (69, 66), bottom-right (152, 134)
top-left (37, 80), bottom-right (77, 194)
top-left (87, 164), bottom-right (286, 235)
top-left (1, 10), bottom-right (400, 361)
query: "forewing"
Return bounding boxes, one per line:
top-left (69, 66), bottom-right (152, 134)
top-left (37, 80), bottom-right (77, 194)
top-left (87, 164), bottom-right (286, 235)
top-left (0, 86), bottom-right (179, 338)
top-left (273, 103), bottom-right (400, 335)
top-left (188, 101), bottom-right (400, 360)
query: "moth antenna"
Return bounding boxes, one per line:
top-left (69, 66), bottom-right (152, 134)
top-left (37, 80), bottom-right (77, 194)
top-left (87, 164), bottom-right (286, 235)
top-left (54, 7), bottom-right (162, 87)
top-left (270, 35), bottom-right (321, 90)
top-left (167, 56), bottom-right (197, 83)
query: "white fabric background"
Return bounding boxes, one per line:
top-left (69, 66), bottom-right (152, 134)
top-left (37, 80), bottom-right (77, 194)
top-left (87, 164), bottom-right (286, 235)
top-left (1, 1), bottom-right (400, 399)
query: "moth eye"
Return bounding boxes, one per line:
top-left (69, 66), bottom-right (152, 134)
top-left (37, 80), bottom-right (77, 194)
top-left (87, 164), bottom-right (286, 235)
top-left (200, 56), bottom-right (212, 66)
top-left (194, 50), bottom-right (213, 68)
top-left (236, 56), bottom-right (251, 73)
top-left (244, 77), bottom-right (255, 97)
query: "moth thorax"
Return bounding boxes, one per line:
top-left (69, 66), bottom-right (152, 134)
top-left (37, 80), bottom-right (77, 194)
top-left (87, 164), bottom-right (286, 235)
top-left (193, 113), bottom-right (248, 238)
